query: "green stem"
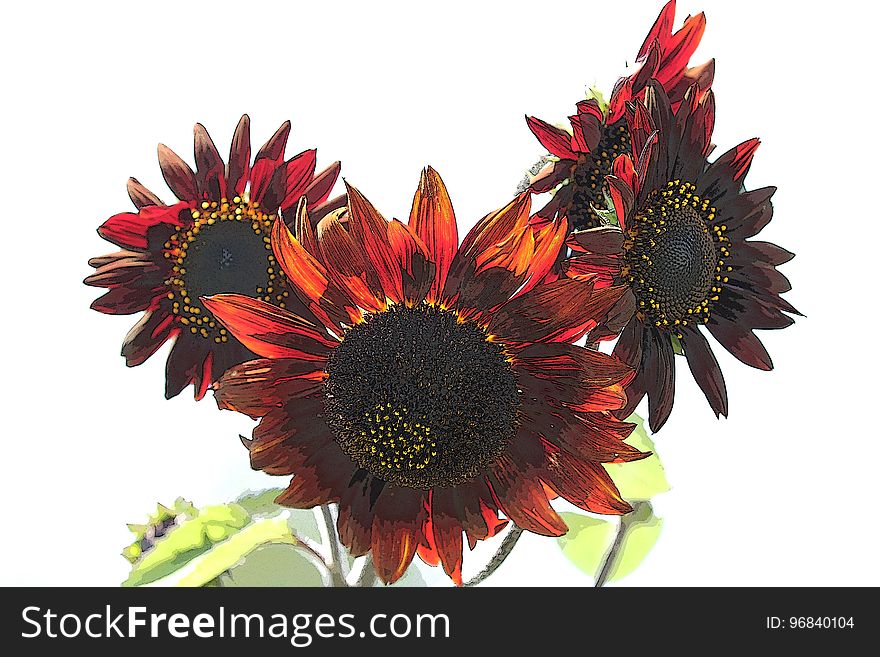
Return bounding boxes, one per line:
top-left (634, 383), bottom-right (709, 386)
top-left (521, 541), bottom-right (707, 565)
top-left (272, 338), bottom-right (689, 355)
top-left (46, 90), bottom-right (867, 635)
top-left (464, 525), bottom-right (523, 587)
top-left (594, 500), bottom-right (645, 587)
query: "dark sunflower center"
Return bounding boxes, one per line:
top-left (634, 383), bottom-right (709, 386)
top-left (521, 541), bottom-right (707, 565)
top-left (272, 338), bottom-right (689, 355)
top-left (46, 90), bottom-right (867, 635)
top-left (323, 304), bottom-right (521, 490)
top-left (164, 196), bottom-right (291, 343)
top-left (568, 121), bottom-right (630, 231)
top-left (622, 180), bottom-right (730, 336)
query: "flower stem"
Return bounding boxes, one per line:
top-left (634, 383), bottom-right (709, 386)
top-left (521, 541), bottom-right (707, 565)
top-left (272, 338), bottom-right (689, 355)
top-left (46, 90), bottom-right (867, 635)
top-left (353, 554), bottom-right (379, 588)
top-left (464, 525), bottom-right (523, 587)
top-left (594, 500), bottom-right (644, 587)
top-left (316, 504), bottom-right (348, 587)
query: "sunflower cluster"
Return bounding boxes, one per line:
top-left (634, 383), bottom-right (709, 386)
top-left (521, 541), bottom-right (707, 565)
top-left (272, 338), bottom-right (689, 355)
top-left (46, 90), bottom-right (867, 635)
top-left (86, 1), bottom-right (796, 584)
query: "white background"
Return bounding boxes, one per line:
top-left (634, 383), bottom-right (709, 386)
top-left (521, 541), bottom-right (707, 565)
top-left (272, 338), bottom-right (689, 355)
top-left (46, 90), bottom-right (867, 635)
top-left (1, 0), bottom-right (877, 587)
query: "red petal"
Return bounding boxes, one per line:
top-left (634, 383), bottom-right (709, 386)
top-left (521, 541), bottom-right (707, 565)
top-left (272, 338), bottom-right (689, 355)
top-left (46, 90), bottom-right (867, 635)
top-left (279, 149), bottom-right (318, 209)
top-left (486, 454), bottom-right (567, 536)
top-left (98, 202), bottom-right (186, 250)
top-left (430, 489), bottom-right (464, 586)
top-left (226, 115), bottom-right (251, 196)
top-left (121, 310), bottom-right (177, 367)
top-left (683, 327), bottom-right (728, 418)
top-left (370, 487), bottom-right (426, 584)
top-left (409, 166), bottom-right (458, 303)
top-left (272, 210), bottom-right (356, 330)
top-left (127, 177), bottom-right (162, 209)
top-left (157, 143), bottom-right (198, 201)
top-left (214, 357), bottom-right (326, 418)
top-left (345, 181), bottom-right (402, 303)
top-left (302, 161), bottom-right (341, 211)
top-left (490, 279), bottom-right (628, 345)
top-left (526, 115), bottom-right (577, 160)
top-left (387, 219), bottom-right (435, 305)
top-left (317, 211), bottom-right (385, 312)
top-left (193, 123), bottom-right (226, 199)
top-left (250, 120), bottom-right (291, 204)
top-left (201, 293), bottom-right (336, 360)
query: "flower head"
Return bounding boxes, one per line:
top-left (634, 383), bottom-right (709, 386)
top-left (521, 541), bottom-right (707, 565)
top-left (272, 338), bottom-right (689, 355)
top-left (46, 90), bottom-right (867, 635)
top-left (205, 168), bottom-right (646, 584)
top-left (568, 82), bottom-right (798, 431)
top-left (85, 116), bottom-right (343, 398)
top-left (526, 0), bottom-right (713, 231)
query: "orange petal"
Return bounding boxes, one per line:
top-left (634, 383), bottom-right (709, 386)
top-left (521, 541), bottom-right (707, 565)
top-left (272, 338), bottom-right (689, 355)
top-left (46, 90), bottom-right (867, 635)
top-left (409, 167), bottom-right (458, 303)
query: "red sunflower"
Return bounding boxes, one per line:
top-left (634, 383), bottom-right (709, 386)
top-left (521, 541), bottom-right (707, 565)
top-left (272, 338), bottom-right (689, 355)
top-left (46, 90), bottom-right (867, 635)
top-left (567, 81), bottom-right (799, 432)
top-left (85, 116), bottom-right (343, 399)
top-left (203, 167), bottom-right (647, 585)
top-left (526, 0), bottom-right (713, 231)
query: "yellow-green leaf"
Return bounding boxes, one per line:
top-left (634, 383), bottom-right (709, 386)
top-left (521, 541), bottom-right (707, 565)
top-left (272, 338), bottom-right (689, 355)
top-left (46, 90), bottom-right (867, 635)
top-left (557, 512), bottom-right (617, 578)
top-left (604, 413), bottom-right (670, 501)
top-left (607, 502), bottom-right (663, 583)
top-left (143, 514), bottom-right (299, 587)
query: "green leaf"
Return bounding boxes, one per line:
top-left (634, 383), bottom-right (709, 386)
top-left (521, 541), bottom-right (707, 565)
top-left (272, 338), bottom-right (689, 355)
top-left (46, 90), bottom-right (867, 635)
top-left (234, 488), bottom-right (286, 517)
top-left (557, 512), bottom-right (617, 578)
top-left (218, 543), bottom-right (325, 587)
top-left (123, 501), bottom-right (250, 587)
top-left (585, 86), bottom-right (610, 115)
top-left (142, 514), bottom-right (300, 587)
top-left (557, 502), bottom-right (663, 584)
top-left (607, 502), bottom-right (664, 583)
top-left (603, 413), bottom-right (670, 501)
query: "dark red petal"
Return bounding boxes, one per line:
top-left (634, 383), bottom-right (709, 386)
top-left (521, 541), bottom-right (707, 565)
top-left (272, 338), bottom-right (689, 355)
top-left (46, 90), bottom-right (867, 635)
top-left (443, 193), bottom-right (534, 312)
top-left (638, 0), bottom-right (675, 60)
top-left (451, 480), bottom-right (507, 549)
top-left (409, 166), bottom-right (458, 303)
top-left (487, 454), bottom-right (567, 536)
top-left (682, 327), bottom-right (728, 418)
top-left (337, 472), bottom-right (383, 557)
top-left (193, 123), bottom-right (226, 199)
top-left (515, 342), bottom-right (633, 390)
top-left (646, 331), bottom-right (675, 432)
top-left (490, 279), bottom-right (628, 346)
top-left (569, 99), bottom-right (603, 153)
top-left (97, 202), bottom-right (186, 250)
top-left (157, 143), bottom-right (198, 201)
top-left (606, 171), bottom-right (635, 232)
top-left (701, 139), bottom-right (761, 203)
top-left (246, 401), bottom-right (336, 476)
top-left (165, 335), bottom-right (211, 400)
top-left (657, 11), bottom-right (707, 90)
top-left (201, 293), bottom-right (336, 360)
top-left (275, 445), bottom-right (355, 508)
top-left (272, 210), bottom-right (357, 330)
top-left (90, 286), bottom-right (162, 315)
top-left (516, 217), bottom-right (568, 298)
top-left (525, 115), bottom-right (577, 159)
top-left (226, 114), bottom-right (251, 196)
top-left (121, 310), bottom-right (177, 366)
top-left (213, 357), bottom-right (326, 418)
top-left (127, 177), bottom-right (162, 209)
top-left (278, 149), bottom-right (318, 210)
top-left (387, 219), bottom-right (435, 305)
top-left (529, 160), bottom-right (568, 195)
top-left (302, 162), bottom-right (342, 211)
top-left (370, 487), bottom-right (426, 584)
top-left (543, 445), bottom-right (632, 515)
top-left (250, 120), bottom-right (291, 204)
top-left (721, 187), bottom-right (776, 239)
top-left (345, 181), bottom-right (402, 303)
top-left (88, 250), bottom-right (141, 269)
top-left (84, 254), bottom-right (163, 289)
top-left (317, 211), bottom-right (385, 312)
top-left (429, 489), bottom-right (464, 586)
top-left (569, 226), bottom-right (625, 256)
